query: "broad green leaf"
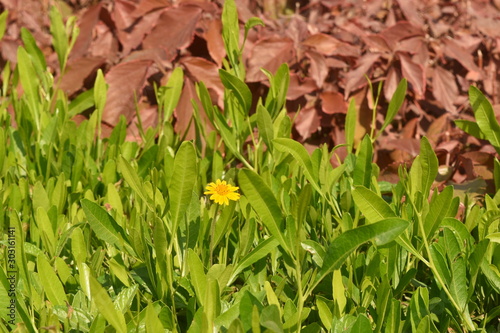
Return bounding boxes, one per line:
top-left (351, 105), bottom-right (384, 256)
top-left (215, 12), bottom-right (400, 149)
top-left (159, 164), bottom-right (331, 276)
top-left (118, 156), bottom-right (153, 210)
top-left (17, 47), bottom-right (40, 118)
top-left (380, 79), bottom-right (407, 134)
top-left (81, 198), bottom-right (129, 250)
top-left (454, 119), bottom-right (486, 140)
top-left (89, 274), bottom-right (127, 333)
top-left (260, 305), bottom-right (283, 333)
top-left (71, 227), bottom-right (87, 264)
top-left (114, 285), bottom-right (138, 313)
top-left (257, 103), bottom-right (274, 148)
top-left (146, 303), bottom-right (164, 333)
top-left (374, 279), bottom-right (391, 333)
top-left (385, 299), bottom-right (401, 333)
top-left (350, 314), bottom-right (372, 333)
top-left (229, 237), bottom-right (279, 284)
top-left (353, 135), bottom-right (373, 188)
top-left (20, 28), bottom-right (47, 75)
top-left (187, 249), bottom-right (207, 306)
top-left (430, 244), bottom-right (451, 285)
top-left (238, 169), bottom-right (289, 252)
top-left (315, 218), bottom-right (409, 287)
top-left (419, 137), bottom-right (438, 196)
top-left (316, 297), bottom-right (333, 331)
top-left (219, 69), bottom-right (252, 113)
top-left (161, 67), bottom-right (184, 121)
top-left (37, 254), bottom-right (68, 306)
top-left (169, 141), bottom-right (197, 233)
top-left (204, 279), bottom-right (221, 332)
top-left (352, 186), bottom-right (397, 223)
top-left (273, 138), bottom-right (321, 193)
top-left (33, 181), bottom-right (50, 212)
top-left (415, 315), bottom-right (430, 333)
top-left (424, 186), bottom-right (453, 240)
top-left (444, 228), bottom-right (468, 311)
top-left (469, 86), bottom-right (500, 153)
top-left (36, 207), bottom-right (56, 257)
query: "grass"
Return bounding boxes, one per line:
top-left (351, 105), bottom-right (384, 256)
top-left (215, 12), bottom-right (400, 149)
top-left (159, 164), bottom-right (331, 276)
top-left (0, 0), bottom-right (500, 332)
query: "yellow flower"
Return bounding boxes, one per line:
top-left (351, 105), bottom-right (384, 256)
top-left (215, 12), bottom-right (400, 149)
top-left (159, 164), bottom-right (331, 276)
top-left (204, 179), bottom-right (240, 206)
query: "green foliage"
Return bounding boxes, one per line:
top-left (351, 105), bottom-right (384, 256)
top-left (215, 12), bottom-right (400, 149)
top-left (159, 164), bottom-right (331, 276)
top-left (0, 4), bottom-right (499, 333)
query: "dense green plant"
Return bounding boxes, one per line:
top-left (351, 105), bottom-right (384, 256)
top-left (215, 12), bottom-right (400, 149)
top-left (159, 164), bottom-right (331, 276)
top-left (0, 1), bottom-right (499, 332)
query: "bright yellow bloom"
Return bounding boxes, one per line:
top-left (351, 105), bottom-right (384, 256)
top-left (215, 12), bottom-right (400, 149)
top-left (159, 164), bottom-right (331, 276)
top-left (204, 179), bottom-right (240, 206)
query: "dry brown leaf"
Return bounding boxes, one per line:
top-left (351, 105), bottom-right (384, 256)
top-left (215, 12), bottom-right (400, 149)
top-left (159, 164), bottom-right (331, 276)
top-left (246, 36), bottom-right (295, 82)
top-left (102, 59), bottom-right (154, 126)
top-left (142, 6), bottom-right (202, 60)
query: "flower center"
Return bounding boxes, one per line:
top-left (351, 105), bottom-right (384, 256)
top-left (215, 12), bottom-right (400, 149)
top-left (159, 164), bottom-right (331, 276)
top-left (215, 184), bottom-right (230, 195)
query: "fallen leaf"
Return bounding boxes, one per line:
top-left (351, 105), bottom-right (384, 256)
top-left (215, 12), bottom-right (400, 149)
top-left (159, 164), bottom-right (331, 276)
top-left (432, 65), bottom-right (459, 112)
top-left (398, 52), bottom-right (426, 98)
top-left (142, 5), bottom-right (202, 61)
top-left (305, 50), bottom-right (328, 88)
top-left (103, 59), bottom-right (154, 126)
top-left (320, 91), bottom-right (347, 114)
top-left (246, 36), bottom-right (295, 82)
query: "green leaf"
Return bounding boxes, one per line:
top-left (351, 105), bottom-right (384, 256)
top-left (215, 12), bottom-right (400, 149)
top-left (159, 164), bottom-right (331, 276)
top-left (229, 237), bottom-right (280, 284)
top-left (353, 135), bottom-right (373, 188)
top-left (20, 28), bottom-right (47, 75)
top-left (315, 218), bottom-right (409, 287)
top-left (37, 254), bottom-right (68, 306)
top-left (469, 86), bottom-right (500, 153)
top-left (219, 69), bottom-right (252, 113)
top-left (169, 141), bottom-right (197, 234)
top-left (93, 69), bottom-right (107, 114)
top-left (419, 137), bottom-right (438, 196)
top-left (81, 198), bottom-right (129, 250)
top-left (273, 138), bottom-right (321, 193)
top-left (444, 228), bottom-right (468, 311)
top-left (238, 169), bottom-right (289, 252)
top-left (345, 99), bottom-right (357, 152)
top-left (260, 305), bottom-right (283, 333)
top-left (350, 314), bottom-right (372, 333)
top-left (187, 249), bottom-right (207, 306)
top-left (89, 274), bottom-right (127, 333)
top-left (17, 47), bottom-right (40, 116)
top-left (0, 10), bottom-right (8, 41)
top-left (380, 79), bottom-right (407, 134)
top-left (454, 119), bottom-right (487, 140)
top-left (424, 186), bottom-right (453, 240)
top-left (257, 103), bottom-right (274, 148)
top-left (146, 303), bottom-right (165, 333)
top-left (118, 156), bottom-right (153, 210)
top-left (161, 67), bottom-right (184, 122)
top-left (352, 186), bottom-right (397, 223)
top-left (263, 63), bottom-right (290, 118)
top-left (49, 6), bottom-right (69, 71)
top-left (221, 0), bottom-right (240, 74)
top-left (196, 81), bottom-right (215, 123)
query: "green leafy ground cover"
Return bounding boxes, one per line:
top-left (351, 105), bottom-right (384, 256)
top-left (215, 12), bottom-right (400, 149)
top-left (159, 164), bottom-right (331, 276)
top-left (0, 1), bottom-right (500, 332)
